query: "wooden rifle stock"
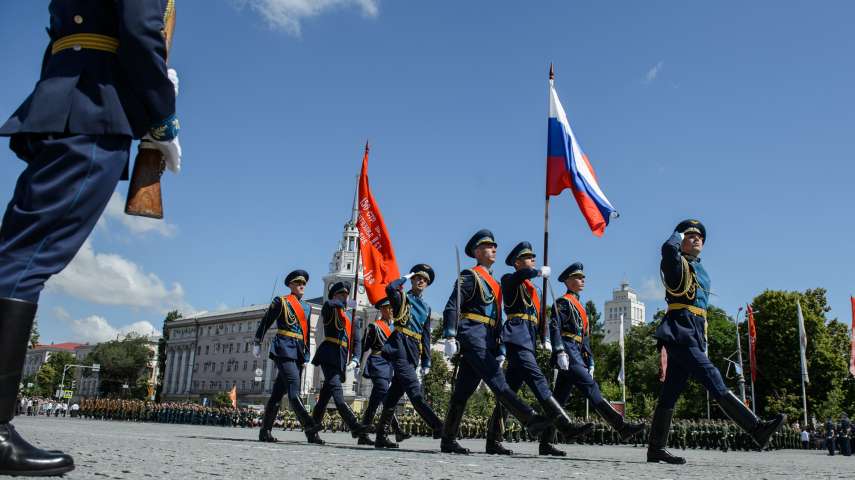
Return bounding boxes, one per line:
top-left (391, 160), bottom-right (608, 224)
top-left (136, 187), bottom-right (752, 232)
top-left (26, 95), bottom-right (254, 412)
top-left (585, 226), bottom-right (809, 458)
top-left (125, 4), bottom-right (176, 219)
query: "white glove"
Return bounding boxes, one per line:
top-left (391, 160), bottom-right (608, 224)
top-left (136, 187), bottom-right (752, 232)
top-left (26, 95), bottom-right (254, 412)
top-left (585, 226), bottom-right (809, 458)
top-left (347, 360), bottom-right (358, 370)
top-left (588, 363), bottom-right (595, 377)
top-left (557, 352), bottom-right (570, 371)
top-left (168, 68), bottom-right (179, 96)
top-left (444, 338), bottom-right (458, 357)
top-left (542, 340), bottom-right (553, 353)
top-left (496, 355), bottom-right (506, 365)
top-left (403, 272), bottom-right (415, 280)
top-left (139, 136), bottom-right (182, 174)
top-left (420, 367), bottom-right (430, 377)
top-left (346, 299), bottom-right (357, 309)
top-left (539, 266), bottom-right (551, 278)
top-left (677, 232), bottom-right (685, 242)
top-left (252, 344), bottom-right (261, 359)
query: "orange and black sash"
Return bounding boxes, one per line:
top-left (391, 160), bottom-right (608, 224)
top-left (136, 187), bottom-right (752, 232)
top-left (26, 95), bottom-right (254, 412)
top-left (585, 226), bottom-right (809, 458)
top-left (337, 308), bottom-right (353, 360)
top-left (375, 320), bottom-right (392, 339)
top-left (563, 293), bottom-right (588, 335)
top-left (472, 265), bottom-right (502, 311)
top-left (523, 279), bottom-right (542, 318)
top-left (283, 295), bottom-right (309, 345)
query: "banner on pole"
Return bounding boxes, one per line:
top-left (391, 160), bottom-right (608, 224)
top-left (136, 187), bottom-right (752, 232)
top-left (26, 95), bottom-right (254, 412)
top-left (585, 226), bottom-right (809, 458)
top-left (747, 304), bottom-right (758, 383)
top-left (796, 299), bottom-right (809, 384)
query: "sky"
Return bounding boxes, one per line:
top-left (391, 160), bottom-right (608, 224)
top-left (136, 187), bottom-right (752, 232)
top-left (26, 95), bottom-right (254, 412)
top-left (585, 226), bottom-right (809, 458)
top-left (1, 1), bottom-right (853, 345)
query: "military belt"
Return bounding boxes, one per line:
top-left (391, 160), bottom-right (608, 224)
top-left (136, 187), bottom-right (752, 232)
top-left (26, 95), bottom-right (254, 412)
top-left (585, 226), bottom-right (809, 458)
top-left (370, 349), bottom-right (383, 356)
top-left (323, 337), bottom-right (348, 348)
top-left (461, 312), bottom-right (497, 327)
top-left (395, 326), bottom-right (424, 353)
top-left (561, 332), bottom-right (583, 343)
top-left (52, 33), bottom-right (119, 55)
top-left (507, 313), bottom-right (537, 324)
top-left (667, 303), bottom-right (707, 318)
top-left (276, 329), bottom-right (303, 341)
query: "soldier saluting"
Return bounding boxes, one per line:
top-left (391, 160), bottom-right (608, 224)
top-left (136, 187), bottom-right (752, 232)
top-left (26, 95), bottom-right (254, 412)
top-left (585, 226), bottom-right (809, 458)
top-left (647, 220), bottom-right (785, 464)
top-left (253, 270), bottom-right (323, 443)
top-left (541, 262), bottom-right (644, 456)
top-left (309, 282), bottom-right (369, 443)
top-left (0, 1), bottom-right (182, 476)
top-left (441, 230), bottom-right (552, 454)
top-left (372, 265), bottom-right (445, 448)
top-left (485, 242), bottom-right (592, 455)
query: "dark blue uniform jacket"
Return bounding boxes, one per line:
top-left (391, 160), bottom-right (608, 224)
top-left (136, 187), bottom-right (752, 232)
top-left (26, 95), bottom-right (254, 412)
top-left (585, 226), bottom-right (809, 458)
top-left (383, 278), bottom-right (432, 369)
top-left (443, 267), bottom-right (502, 352)
top-left (500, 268), bottom-right (540, 353)
top-left (362, 320), bottom-right (393, 379)
top-left (254, 295), bottom-right (311, 363)
top-left (312, 300), bottom-right (362, 372)
top-left (654, 232), bottom-right (711, 350)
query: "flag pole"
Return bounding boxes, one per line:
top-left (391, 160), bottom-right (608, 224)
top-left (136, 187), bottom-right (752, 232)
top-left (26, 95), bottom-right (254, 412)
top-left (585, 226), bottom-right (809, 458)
top-left (540, 63), bottom-right (554, 345)
top-left (797, 299), bottom-right (809, 426)
top-left (350, 145), bottom-right (367, 360)
top-left (619, 313), bottom-right (626, 405)
top-left (734, 307), bottom-right (747, 403)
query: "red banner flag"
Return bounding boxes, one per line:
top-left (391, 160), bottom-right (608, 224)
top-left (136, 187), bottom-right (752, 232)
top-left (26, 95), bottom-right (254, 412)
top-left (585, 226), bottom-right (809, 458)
top-left (356, 143), bottom-right (400, 304)
top-left (747, 304), bottom-right (758, 383)
top-left (228, 385), bottom-right (237, 408)
top-left (850, 296), bottom-right (855, 377)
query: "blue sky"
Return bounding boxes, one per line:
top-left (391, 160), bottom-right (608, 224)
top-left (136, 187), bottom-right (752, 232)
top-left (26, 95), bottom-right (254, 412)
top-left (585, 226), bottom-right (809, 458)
top-left (1, 1), bottom-right (853, 344)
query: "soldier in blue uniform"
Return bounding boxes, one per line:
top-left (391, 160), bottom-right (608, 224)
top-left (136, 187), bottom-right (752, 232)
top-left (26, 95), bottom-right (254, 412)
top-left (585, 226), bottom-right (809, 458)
top-left (0, 1), bottom-right (181, 476)
top-left (309, 282), bottom-right (369, 442)
top-left (647, 220), bottom-right (785, 464)
top-left (484, 242), bottom-right (593, 455)
top-left (358, 297), bottom-right (408, 446)
top-left (440, 230), bottom-right (553, 454)
top-left (540, 262), bottom-right (643, 457)
top-left (253, 270), bottom-right (323, 444)
top-left (373, 265), bottom-right (444, 449)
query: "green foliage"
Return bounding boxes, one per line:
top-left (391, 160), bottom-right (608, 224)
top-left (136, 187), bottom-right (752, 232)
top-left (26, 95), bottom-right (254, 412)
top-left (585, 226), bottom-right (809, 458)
top-left (29, 317), bottom-right (40, 348)
top-left (31, 351), bottom-right (76, 397)
top-left (213, 391), bottom-right (232, 407)
top-left (86, 335), bottom-right (154, 399)
top-left (585, 300), bottom-right (603, 335)
top-left (750, 288), bottom-right (848, 421)
top-left (422, 350), bottom-right (451, 416)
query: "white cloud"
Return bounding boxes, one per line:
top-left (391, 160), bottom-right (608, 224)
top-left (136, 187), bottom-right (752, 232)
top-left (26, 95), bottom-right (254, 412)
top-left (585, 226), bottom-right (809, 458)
top-left (98, 192), bottom-right (177, 238)
top-left (644, 60), bottom-right (664, 84)
top-left (637, 276), bottom-right (664, 301)
top-left (232, 0), bottom-right (380, 35)
top-left (46, 240), bottom-right (193, 314)
top-left (54, 307), bottom-right (161, 344)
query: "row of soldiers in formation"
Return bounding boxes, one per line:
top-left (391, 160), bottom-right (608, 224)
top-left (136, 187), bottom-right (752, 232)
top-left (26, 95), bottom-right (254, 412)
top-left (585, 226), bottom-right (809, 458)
top-left (73, 397), bottom-right (800, 452)
top-left (252, 225), bottom-right (787, 464)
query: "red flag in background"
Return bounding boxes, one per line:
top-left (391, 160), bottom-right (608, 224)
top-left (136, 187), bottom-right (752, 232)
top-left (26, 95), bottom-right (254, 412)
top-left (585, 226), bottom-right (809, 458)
top-left (849, 296), bottom-right (855, 377)
top-left (228, 385), bottom-right (237, 408)
top-left (747, 304), bottom-right (758, 383)
top-left (357, 143), bottom-right (400, 304)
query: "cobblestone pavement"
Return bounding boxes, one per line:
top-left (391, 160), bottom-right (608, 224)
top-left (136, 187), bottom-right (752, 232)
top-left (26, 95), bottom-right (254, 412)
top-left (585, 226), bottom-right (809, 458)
top-left (8, 416), bottom-right (850, 479)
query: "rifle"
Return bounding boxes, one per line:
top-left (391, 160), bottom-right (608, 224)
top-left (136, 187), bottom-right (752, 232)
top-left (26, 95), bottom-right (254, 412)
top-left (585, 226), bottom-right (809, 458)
top-left (125, 3), bottom-right (176, 218)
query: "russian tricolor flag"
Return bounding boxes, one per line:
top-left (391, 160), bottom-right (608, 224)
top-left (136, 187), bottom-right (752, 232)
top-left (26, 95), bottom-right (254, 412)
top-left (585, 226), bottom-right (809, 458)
top-left (546, 77), bottom-right (618, 237)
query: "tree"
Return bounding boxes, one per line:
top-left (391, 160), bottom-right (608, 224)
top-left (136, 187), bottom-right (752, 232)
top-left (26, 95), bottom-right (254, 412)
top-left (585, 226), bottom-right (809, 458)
top-left (213, 391), bottom-right (232, 407)
top-left (422, 350), bottom-right (451, 416)
top-left (29, 317), bottom-right (40, 348)
top-left (31, 350), bottom-right (75, 398)
top-left (586, 300), bottom-right (604, 335)
top-left (87, 335), bottom-right (154, 399)
top-left (749, 289), bottom-right (847, 422)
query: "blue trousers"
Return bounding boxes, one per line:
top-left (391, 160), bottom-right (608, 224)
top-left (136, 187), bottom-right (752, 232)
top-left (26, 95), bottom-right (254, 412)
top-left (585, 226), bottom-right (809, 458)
top-left (450, 342), bottom-right (533, 417)
top-left (268, 359), bottom-right (304, 411)
top-left (313, 363), bottom-right (361, 429)
top-left (657, 343), bottom-right (728, 409)
top-left (382, 346), bottom-right (443, 429)
top-left (553, 341), bottom-right (604, 406)
top-left (363, 376), bottom-right (390, 424)
top-left (504, 343), bottom-right (553, 403)
top-left (0, 134), bottom-right (129, 302)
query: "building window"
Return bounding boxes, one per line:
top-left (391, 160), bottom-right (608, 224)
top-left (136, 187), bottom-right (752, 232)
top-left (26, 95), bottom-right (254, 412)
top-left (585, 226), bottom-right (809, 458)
top-left (252, 360), bottom-right (257, 371)
top-left (243, 360), bottom-right (248, 371)
top-left (205, 345), bottom-right (209, 355)
top-left (197, 346), bottom-right (201, 355)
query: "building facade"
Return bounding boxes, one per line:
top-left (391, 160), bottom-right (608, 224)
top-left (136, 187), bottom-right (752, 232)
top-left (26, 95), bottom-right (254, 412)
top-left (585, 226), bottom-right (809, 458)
top-left (603, 281), bottom-right (646, 344)
top-left (22, 342), bottom-right (83, 379)
top-left (161, 201), bottom-right (382, 406)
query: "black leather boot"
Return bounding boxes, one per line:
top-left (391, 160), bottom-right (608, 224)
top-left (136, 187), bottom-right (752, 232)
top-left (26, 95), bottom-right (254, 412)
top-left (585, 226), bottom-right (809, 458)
top-left (646, 407), bottom-right (685, 464)
top-left (0, 298), bottom-right (75, 477)
top-left (374, 408), bottom-right (399, 449)
top-left (718, 390), bottom-right (786, 449)
top-left (440, 403), bottom-right (470, 454)
top-left (390, 415), bottom-right (411, 443)
top-left (357, 434), bottom-right (375, 446)
top-left (338, 403), bottom-right (370, 438)
top-left (541, 396), bottom-right (593, 441)
top-left (411, 395), bottom-right (444, 439)
top-left (259, 402), bottom-right (279, 442)
top-left (292, 397), bottom-right (322, 436)
top-left (539, 426), bottom-right (566, 456)
top-left (595, 400), bottom-right (645, 442)
top-left (497, 390), bottom-right (553, 438)
top-left (306, 407), bottom-right (326, 445)
top-left (485, 404), bottom-right (513, 455)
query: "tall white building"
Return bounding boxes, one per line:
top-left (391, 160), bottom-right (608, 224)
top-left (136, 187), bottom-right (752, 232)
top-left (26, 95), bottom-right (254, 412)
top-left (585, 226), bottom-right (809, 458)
top-left (603, 281), bottom-right (645, 344)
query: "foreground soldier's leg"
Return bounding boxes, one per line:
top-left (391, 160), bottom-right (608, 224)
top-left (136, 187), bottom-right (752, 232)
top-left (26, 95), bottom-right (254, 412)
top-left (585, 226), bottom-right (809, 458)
top-left (442, 359), bottom-right (481, 454)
